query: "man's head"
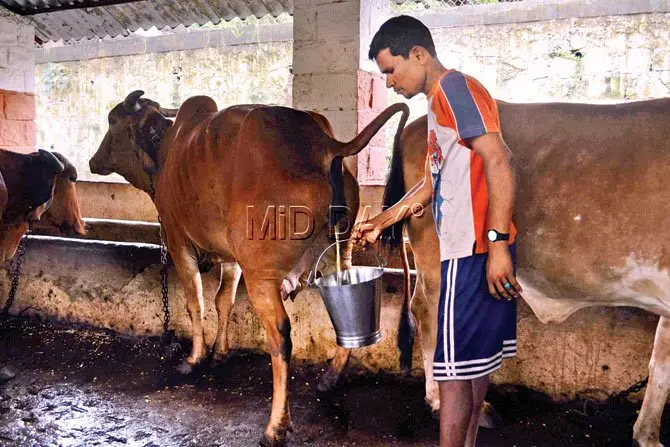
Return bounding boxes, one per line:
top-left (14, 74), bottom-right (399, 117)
top-left (368, 15), bottom-right (437, 98)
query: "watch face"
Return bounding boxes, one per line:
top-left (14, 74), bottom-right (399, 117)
top-left (487, 230), bottom-right (497, 241)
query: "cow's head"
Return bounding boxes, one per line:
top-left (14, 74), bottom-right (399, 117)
top-left (39, 153), bottom-right (87, 236)
top-left (89, 90), bottom-right (177, 195)
top-left (0, 149), bottom-right (65, 262)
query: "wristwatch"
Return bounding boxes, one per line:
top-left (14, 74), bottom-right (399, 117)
top-left (487, 229), bottom-right (510, 243)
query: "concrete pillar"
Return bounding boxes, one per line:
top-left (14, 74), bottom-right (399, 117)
top-left (0, 14), bottom-right (35, 153)
top-left (292, 0), bottom-right (390, 185)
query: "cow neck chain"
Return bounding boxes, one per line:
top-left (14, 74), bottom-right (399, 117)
top-left (148, 176), bottom-right (172, 344)
top-left (1, 226), bottom-right (30, 319)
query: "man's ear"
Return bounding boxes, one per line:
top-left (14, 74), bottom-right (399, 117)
top-left (410, 46), bottom-right (425, 62)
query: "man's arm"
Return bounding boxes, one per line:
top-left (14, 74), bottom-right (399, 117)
top-left (469, 132), bottom-right (515, 235)
top-left (469, 132), bottom-right (522, 299)
top-left (351, 157), bottom-right (433, 247)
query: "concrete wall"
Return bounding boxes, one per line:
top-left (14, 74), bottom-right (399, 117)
top-left (76, 181), bottom-right (157, 222)
top-left (0, 89), bottom-right (35, 153)
top-left (0, 14), bottom-right (34, 93)
top-left (35, 25), bottom-right (293, 183)
top-left (0, 236), bottom-right (656, 401)
top-left (0, 15), bottom-right (36, 153)
top-left (387, 6), bottom-right (670, 140)
top-left (435, 12), bottom-right (670, 102)
top-left (292, 0), bottom-right (390, 184)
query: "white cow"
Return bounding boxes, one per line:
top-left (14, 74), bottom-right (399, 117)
top-left (319, 98), bottom-right (670, 446)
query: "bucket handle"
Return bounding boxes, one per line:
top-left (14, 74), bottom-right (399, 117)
top-left (308, 238), bottom-right (386, 286)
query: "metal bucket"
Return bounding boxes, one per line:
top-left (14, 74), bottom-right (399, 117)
top-left (311, 240), bottom-right (385, 348)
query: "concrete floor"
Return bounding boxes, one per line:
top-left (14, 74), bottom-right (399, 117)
top-left (0, 317), bottom-right (664, 447)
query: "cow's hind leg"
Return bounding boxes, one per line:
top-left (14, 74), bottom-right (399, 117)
top-left (412, 269), bottom-right (441, 414)
top-left (317, 347), bottom-right (351, 392)
top-left (172, 250), bottom-right (208, 374)
top-left (633, 316), bottom-right (670, 447)
top-left (317, 241), bottom-right (353, 392)
top-left (246, 277), bottom-right (293, 446)
top-left (211, 262), bottom-right (242, 366)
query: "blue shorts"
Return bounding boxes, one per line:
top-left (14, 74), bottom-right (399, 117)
top-left (433, 245), bottom-right (517, 381)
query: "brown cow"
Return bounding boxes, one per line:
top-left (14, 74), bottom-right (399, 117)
top-left (0, 149), bottom-right (86, 262)
top-left (365, 98), bottom-right (670, 447)
top-left (89, 91), bottom-right (408, 446)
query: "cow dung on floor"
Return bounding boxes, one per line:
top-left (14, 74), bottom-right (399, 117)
top-left (0, 317), bottom-right (667, 446)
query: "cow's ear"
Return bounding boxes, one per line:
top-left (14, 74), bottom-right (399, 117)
top-left (52, 152), bottom-right (78, 181)
top-left (37, 149), bottom-right (65, 173)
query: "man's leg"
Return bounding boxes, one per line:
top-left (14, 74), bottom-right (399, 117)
top-left (439, 380), bottom-right (472, 447)
top-left (466, 375), bottom-right (490, 447)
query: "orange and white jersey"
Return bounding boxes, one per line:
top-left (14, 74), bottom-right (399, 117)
top-left (427, 70), bottom-right (517, 261)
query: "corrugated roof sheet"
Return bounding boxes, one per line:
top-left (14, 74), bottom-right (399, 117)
top-left (0, 0), bottom-right (293, 42)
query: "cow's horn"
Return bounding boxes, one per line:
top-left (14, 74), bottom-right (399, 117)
top-left (159, 107), bottom-right (179, 118)
top-left (52, 152), bottom-right (78, 180)
top-left (124, 90), bottom-right (145, 112)
top-left (38, 149), bottom-right (65, 173)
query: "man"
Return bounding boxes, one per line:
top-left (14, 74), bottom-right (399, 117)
top-left (352, 15), bottom-right (521, 447)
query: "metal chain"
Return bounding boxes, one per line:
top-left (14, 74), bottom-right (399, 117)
top-left (609, 376), bottom-right (648, 403)
top-left (2, 230), bottom-right (30, 317)
top-left (158, 216), bottom-right (172, 342)
top-left (148, 178), bottom-right (172, 344)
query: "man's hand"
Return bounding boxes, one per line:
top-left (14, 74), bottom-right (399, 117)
top-left (486, 244), bottom-right (522, 300)
top-left (350, 219), bottom-right (383, 248)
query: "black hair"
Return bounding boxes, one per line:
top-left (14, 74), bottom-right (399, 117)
top-left (368, 15), bottom-right (436, 60)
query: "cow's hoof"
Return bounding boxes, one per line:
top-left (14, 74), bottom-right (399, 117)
top-left (258, 427), bottom-right (293, 447)
top-left (631, 438), bottom-right (664, 447)
top-left (317, 367), bottom-right (343, 392)
top-left (631, 440), bottom-right (664, 447)
top-left (175, 360), bottom-right (195, 375)
top-left (479, 401), bottom-right (503, 429)
top-left (209, 351), bottom-right (232, 369)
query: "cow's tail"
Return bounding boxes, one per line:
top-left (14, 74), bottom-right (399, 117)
top-left (398, 234), bottom-right (416, 374)
top-left (330, 103), bottom-right (409, 158)
top-left (329, 102), bottom-right (413, 371)
top-left (378, 110), bottom-right (414, 372)
top-left (328, 156), bottom-right (347, 231)
top-left (379, 112), bottom-right (407, 247)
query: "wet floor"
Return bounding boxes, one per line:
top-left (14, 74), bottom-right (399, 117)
top-left (0, 317), bottom-right (666, 447)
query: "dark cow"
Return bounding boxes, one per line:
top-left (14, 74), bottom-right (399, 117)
top-left (372, 99), bottom-right (670, 447)
top-left (89, 91), bottom-right (408, 445)
top-left (0, 149), bottom-right (86, 262)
